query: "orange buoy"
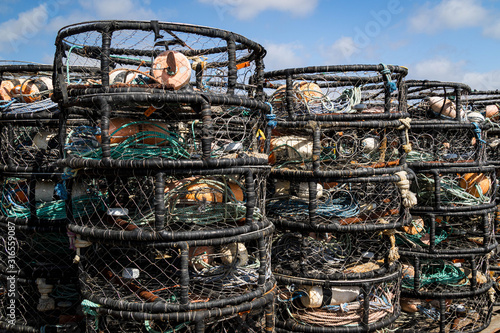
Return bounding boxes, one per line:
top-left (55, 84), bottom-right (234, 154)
top-left (400, 298), bottom-right (421, 313)
top-left (429, 97), bottom-right (456, 119)
top-left (152, 51), bottom-right (191, 90)
top-left (486, 104), bottom-right (499, 120)
top-left (459, 173), bottom-right (490, 197)
top-left (402, 217), bottom-right (424, 235)
top-left (188, 246), bottom-right (214, 270)
top-left (183, 180), bottom-right (244, 203)
top-left (295, 81), bottom-right (322, 103)
top-left (96, 117), bottom-right (170, 145)
top-left (0, 79), bottom-right (20, 100)
top-left (12, 77), bottom-right (52, 103)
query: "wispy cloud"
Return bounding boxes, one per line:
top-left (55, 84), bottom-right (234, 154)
top-left (409, 0), bottom-right (487, 33)
top-left (263, 42), bottom-right (307, 71)
top-left (198, 0), bottom-right (318, 20)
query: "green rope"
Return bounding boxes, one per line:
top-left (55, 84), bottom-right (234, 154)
top-left (144, 320), bottom-right (191, 333)
top-left (81, 299), bottom-right (100, 330)
top-left (402, 261), bottom-right (468, 289)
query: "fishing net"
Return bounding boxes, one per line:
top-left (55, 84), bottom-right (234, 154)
top-left (263, 64), bottom-right (408, 120)
top-left (54, 21), bottom-right (265, 99)
top-left (274, 268), bottom-right (400, 331)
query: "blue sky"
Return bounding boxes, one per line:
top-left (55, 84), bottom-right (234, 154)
top-left (1, 0), bottom-right (499, 89)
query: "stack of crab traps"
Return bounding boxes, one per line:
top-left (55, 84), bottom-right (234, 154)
top-left (393, 81), bottom-right (498, 332)
top-left (263, 64), bottom-right (413, 332)
top-left (0, 62), bottom-right (96, 333)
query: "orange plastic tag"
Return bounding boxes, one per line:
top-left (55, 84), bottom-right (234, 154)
top-left (236, 61), bottom-right (251, 70)
top-left (144, 106), bottom-right (156, 117)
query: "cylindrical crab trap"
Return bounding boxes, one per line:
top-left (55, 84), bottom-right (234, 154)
top-left (0, 63), bottom-right (93, 173)
top-left (410, 166), bottom-right (497, 212)
top-left (58, 93), bottom-right (270, 169)
top-left (399, 252), bottom-right (493, 298)
top-left (397, 209), bottom-right (497, 255)
top-left (467, 90), bottom-right (500, 165)
top-left (263, 64), bottom-right (408, 120)
top-left (0, 271), bottom-right (84, 333)
top-left (65, 167), bottom-right (268, 235)
top-left (272, 230), bottom-right (400, 280)
top-left (72, 223), bottom-right (274, 332)
top-left (53, 20), bottom-right (266, 99)
top-left (82, 293), bottom-right (275, 333)
top-left (266, 169), bottom-right (414, 232)
top-left (274, 265), bottom-right (401, 332)
top-left (267, 119), bottom-right (411, 175)
top-left (395, 290), bottom-right (494, 333)
top-left (404, 81), bottom-right (490, 168)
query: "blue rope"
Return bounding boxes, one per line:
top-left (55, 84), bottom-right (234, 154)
top-left (379, 63), bottom-right (397, 93)
top-left (472, 122), bottom-right (486, 144)
top-left (265, 102), bottom-right (277, 128)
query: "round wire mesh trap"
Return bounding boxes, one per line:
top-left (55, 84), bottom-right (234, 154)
top-left (267, 118), bottom-right (410, 174)
top-left (274, 266), bottom-right (401, 332)
top-left (397, 208), bottom-right (497, 255)
top-left (263, 64), bottom-right (408, 121)
top-left (0, 172), bottom-right (100, 227)
top-left (59, 93), bottom-right (270, 169)
top-left (394, 291), bottom-right (494, 333)
top-left (0, 222), bottom-right (76, 280)
top-left (53, 20), bottom-right (266, 101)
top-left (82, 287), bottom-right (275, 333)
top-left (65, 167), bottom-right (269, 237)
top-left (405, 80), bottom-right (471, 121)
top-left (399, 252), bottom-right (493, 298)
top-left (410, 166), bottom-right (497, 213)
top-left (272, 230), bottom-right (399, 280)
top-left (468, 90), bottom-right (500, 165)
top-left (75, 223), bottom-right (273, 313)
top-left (0, 272), bottom-right (84, 333)
top-left (266, 170), bottom-right (413, 232)
top-left (0, 64), bottom-right (92, 172)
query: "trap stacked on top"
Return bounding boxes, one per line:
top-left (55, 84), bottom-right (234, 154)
top-left (53, 20), bottom-right (266, 99)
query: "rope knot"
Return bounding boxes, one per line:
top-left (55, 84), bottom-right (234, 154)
top-left (379, 63), bottom-right (397, 93)
top-left (472, 122), bottom-right (486, 144)
top-left (395, 171), bottom-right (418, 208)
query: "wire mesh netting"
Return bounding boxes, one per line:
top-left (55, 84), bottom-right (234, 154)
top-left (266, 172), bottom-right (412, 232)
top-left (54, 21), bottom-right (266, 99)
top-left (395, 291), bottom-right (494, 333)
top-left (76, 224), bottom-right (273, 311)
top-left (405, 81), bottom-right (471, 121)
top-left (396, 209), bottom-right (496, 254)
top-left (67, 168), bottom-right (268, 234)
top-left (0, 273), bottom-right (84, 332)
top-left (269, 120), bottom-right (409, 173)
top-left (60, 96), bottom-right (270, 168)
top-left (411, 167), bottom-right (496, 212)
top-left (400, 254), bottom-right (492, 297)
top-left (263, 65), bottom-right (408, 120)
top-left (274, 268), bottom-right (400, 331)
top-left (271, 230), bottom-right (398, 280)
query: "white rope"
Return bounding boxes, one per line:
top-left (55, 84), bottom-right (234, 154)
top-left (394, 170), bottom-right (417, 208)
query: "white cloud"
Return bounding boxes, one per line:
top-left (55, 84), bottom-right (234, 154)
top-left (321, 37), bottom-right (358, 64)
top-left (199, 0), bottom-right (318, 20)
top-left (483, 19), bottom-right (500, 39)
top-left (409, 57), bottom-right (500, 90)
top-left (409, 0), bottom-right (487, 33)
top-left (264, 42), bottom-right (307, 71)
top-left (0, 4), bottom-right (49, 53)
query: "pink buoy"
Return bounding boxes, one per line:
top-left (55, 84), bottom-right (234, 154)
top-left (152, 51), bottom-right (191, 90)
